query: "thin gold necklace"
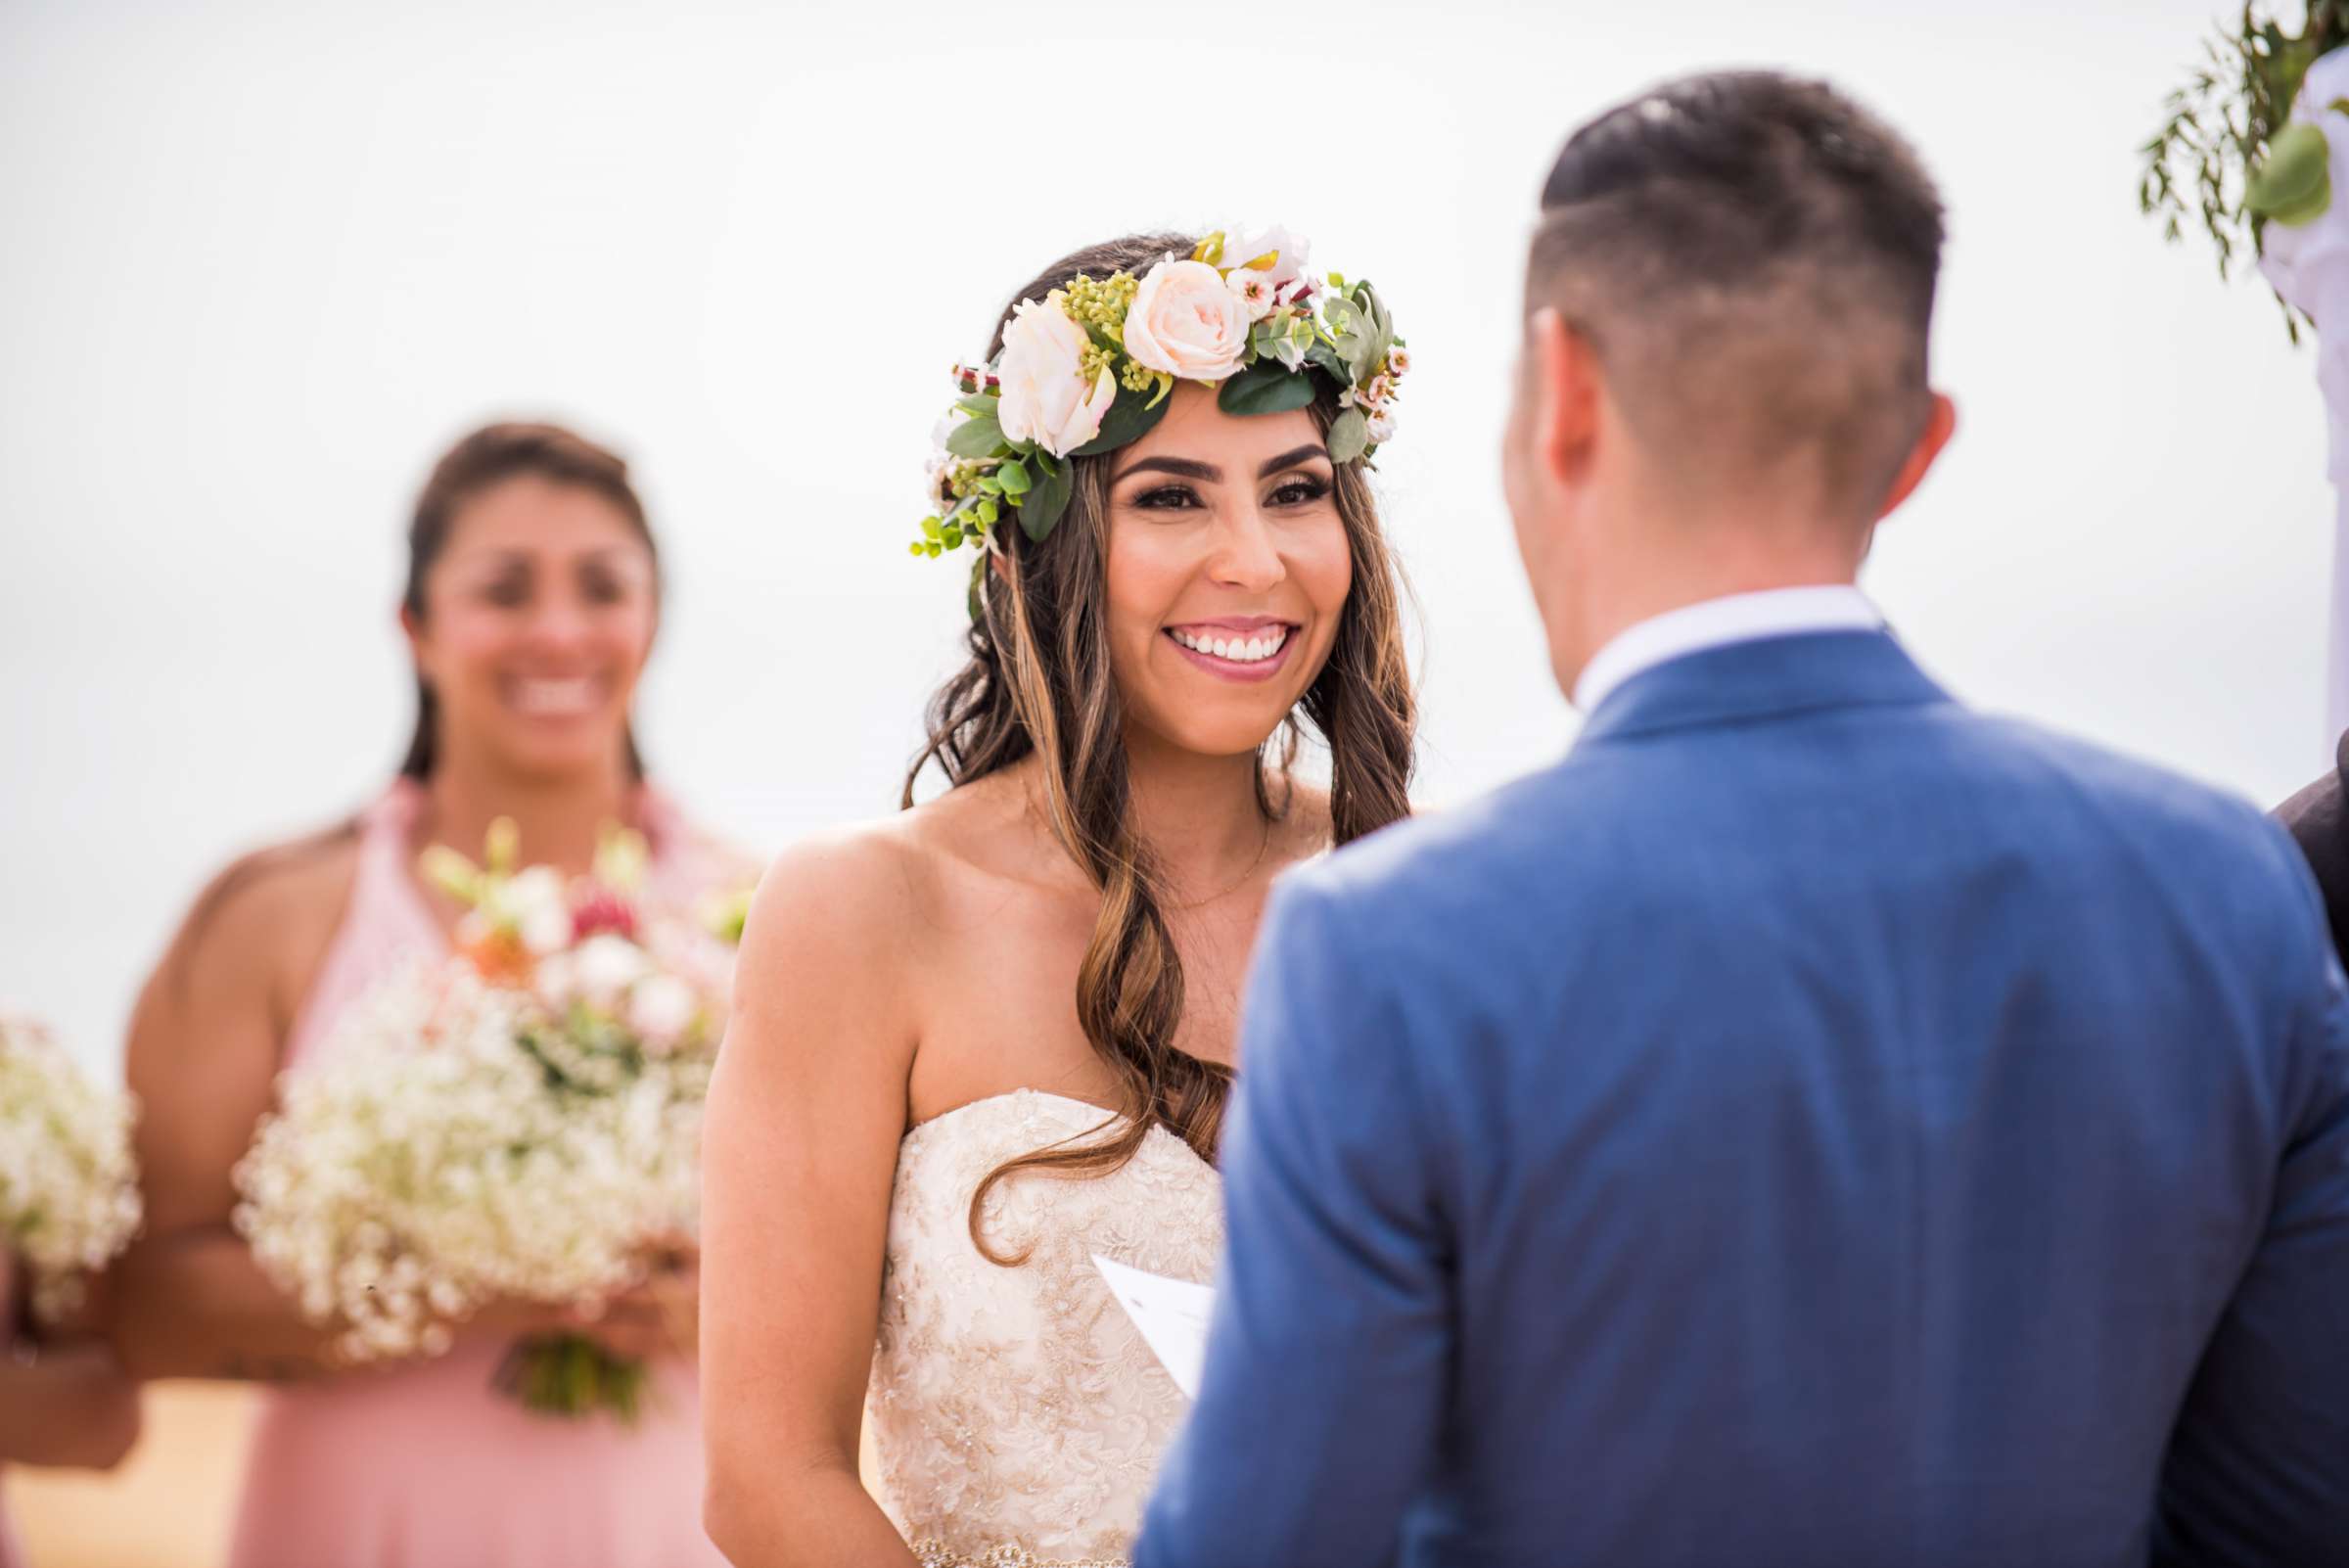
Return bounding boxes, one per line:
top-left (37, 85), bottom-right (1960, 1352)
top-left (1165, 812), bottom-right (1274, 912)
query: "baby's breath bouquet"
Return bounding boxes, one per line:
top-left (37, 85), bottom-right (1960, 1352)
top-left (0, 1012), bottom-right (142, 1325)
top-left (233, 820), bottom-right (741, 1421)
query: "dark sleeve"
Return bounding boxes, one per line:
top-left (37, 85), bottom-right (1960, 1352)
top-left (2156, 826), bottom-right (2349, 1567)
top-left (2274, 759), bottom-right (2349, 969)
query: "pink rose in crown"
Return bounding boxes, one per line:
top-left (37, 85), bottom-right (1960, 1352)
top-left (1124, 259), bottom-right (1250, 383)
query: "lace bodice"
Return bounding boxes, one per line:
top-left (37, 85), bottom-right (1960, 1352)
top-left (867, 1090), bottom-right (1223, 1568)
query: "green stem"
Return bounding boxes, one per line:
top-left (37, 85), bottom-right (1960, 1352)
top-left (491, 1333), bottom-right (649, 1425)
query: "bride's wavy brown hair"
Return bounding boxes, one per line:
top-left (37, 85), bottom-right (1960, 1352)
top-left (903, 234), bottom-right (1417, 1263)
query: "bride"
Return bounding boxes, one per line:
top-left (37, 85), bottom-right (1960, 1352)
top-left (700, 227), bottom-right (1417, 1567)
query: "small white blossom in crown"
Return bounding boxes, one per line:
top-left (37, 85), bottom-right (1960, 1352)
top-left (913, 226), bottom-right (1406, 560)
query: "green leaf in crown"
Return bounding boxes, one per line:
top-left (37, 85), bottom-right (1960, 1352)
top-left (908, 225), bottom-right (1409, 571)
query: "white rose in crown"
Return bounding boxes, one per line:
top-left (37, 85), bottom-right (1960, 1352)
top-left (1222, 225), bottom-right (1312, 290)
top-left (995, 294), bottom-right (1117, 458)
top-left (1123, 259), bottom-right (1249, 383)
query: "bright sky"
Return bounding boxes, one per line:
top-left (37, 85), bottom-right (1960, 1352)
top-left (2, 0), bottom-right (2335, 1073)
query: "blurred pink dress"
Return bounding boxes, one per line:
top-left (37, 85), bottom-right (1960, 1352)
top-left (228, 780), bottom-right (742, 1568)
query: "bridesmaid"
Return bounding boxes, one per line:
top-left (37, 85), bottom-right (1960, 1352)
top-left (110, 423), bottom-right (743, 1568)
top-left (0, 1248), bottom-right (143, 1568)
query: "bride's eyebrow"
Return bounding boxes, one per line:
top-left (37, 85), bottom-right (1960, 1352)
top-left (1258, 443), bottom-right (1330, 478)
top-left (1113, 444), bottom-right (1333, 485)
top-left (1114, 455), bottom-right (1220, 484)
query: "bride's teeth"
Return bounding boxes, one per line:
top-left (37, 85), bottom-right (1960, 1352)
top-left (1171, 626), bottom-right (1290, 662)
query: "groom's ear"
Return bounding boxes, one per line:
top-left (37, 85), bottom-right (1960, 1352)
top-left (1873, 392), bottom-right (1957, 522)
top-left (1528, 306), bottom-right (1602, 489)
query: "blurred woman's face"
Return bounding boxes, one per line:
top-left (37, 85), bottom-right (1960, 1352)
top-left (404, 476), bottom-right (658, 784)
top-left (1102, 383), bottom-right (1353, 760)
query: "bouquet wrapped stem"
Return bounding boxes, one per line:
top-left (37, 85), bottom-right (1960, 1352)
top-left (496, 1333), bottom-right (651, 1424)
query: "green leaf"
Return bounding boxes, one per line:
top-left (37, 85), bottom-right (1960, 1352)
top-left (1327, 407), bottom-right (1372, 464)
top-left (997, 458), bottom-right (1032, 495)
top-left (2248, 120), bottom-right (2332, 226)
top-left (920, 516), bottom-right (944, 542)
top-left (1069, 384), bottom-right (1172, 457)
top-left (1322, 281), bottom-right (1397, 385)
top-left (955, 392), bottom-right (1000, 418)
top-left (945, 412), bottom-right (1004, 458)
top-left (1020, 451), bottom-right (1073, 541)
top-left (1218, 359), bottom-right (1318, 417)
top-left (1305, 342), bottom-right (1352, 384)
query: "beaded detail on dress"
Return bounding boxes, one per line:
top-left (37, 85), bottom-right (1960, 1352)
top-left (868, 1090), bottom-right (1222, 1568)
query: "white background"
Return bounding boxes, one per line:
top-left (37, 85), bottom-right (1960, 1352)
top-left (2, 0), bottom-right (2333, 1076)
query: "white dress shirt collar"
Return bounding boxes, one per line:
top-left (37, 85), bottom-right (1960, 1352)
top-left (1571, 585), bottom-right (1884, 715)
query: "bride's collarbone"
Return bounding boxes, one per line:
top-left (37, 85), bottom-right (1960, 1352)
top-left (895, 801), bottom-right (1305, 1130)
top-left (900, 934), bottom-right (1242, 1133)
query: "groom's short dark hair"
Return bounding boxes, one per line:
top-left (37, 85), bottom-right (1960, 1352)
top-left (1531, 70), bottom-right (1945, 520)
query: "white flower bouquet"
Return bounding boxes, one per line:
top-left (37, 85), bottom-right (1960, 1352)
top-left (0, 1012), bottom-right (143, 1325)
top-left (233, 820), bottom-right (741, 1420)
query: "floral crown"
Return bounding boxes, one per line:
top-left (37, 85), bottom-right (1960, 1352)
top-left (913, 225), bottom-right (1406, 560)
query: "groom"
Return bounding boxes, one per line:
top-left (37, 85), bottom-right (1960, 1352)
top-left (1136, 71), bottom-right (2349, 1568)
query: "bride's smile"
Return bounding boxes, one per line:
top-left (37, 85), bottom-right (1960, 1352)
top-left (1106, 384), bottom-right (1351, 754)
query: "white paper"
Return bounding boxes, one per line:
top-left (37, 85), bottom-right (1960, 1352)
top-left (1092, 1253), bottom-right (1216, 1400)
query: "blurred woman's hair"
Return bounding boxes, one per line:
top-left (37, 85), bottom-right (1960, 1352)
top-left (903, 234), bottom-right (1417, 1263)
top-left (398, 422), bottom-right (660, 780)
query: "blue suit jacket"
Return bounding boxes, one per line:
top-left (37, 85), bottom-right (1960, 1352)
top-left (1135, 630), bottom-right (2349, 1568)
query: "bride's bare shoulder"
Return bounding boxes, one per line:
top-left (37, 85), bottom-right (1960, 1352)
top-left (742, 771), bottom-right (1043, 955)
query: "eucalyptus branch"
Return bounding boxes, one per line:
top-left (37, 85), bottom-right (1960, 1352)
top-left (2142, 1), bottom-right (2349, 338)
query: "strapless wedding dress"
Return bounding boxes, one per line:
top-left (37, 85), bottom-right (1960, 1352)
top-left (867, 1089), bottom-right (1222, 1567)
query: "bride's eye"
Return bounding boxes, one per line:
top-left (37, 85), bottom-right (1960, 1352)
top-left (1129, 484), bottom-right (1201, 510)
top-left (1267, 476), bottom-right (1332, 508)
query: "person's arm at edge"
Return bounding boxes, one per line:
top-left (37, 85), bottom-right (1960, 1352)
top-left (108, 852), bottom-right (365, 1382)
top-left (2156, 818), bottom-right (2349, 1565)
top-left (0, 1251), bottom-right (141, 1470)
